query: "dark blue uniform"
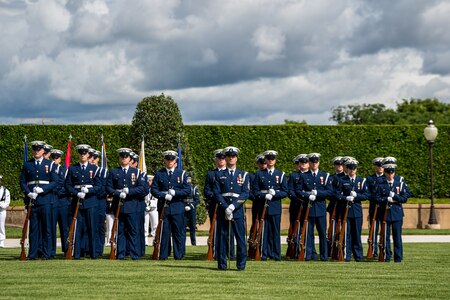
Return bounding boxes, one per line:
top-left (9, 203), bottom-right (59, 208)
top-left (95, 167), bottom-right (108, 257)
top-left (19, 158), bottom-right (58, 259)
top-left (51, 165), bottom-right (70, 256)
top-left (374, 177), bottom-right (410, 262)
top-left (65, 163), bottom-right (102, 259)
top-left (253, 169), bottom-right (288, 260)
top-left (335, 175), bottom-right (368, 261)
top-left (137, 171), bottom-right (149, 257)
top-left (296, 170), bottom-right (332, 261)
top-left (366, 173), bottom-right (383, 257)
top-left (213, 168), bottom-right (249, 270)
top-left (106, 166), bottom-right (146, 259)
top-left (151, 168), bottom-right (191, 260)
top-left (184, 185), bottom-right (200, 245)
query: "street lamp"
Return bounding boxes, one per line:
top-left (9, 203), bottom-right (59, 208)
top-left (423, 120), bottom-right (440, 229)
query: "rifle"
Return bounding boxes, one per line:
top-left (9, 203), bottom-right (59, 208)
top-left (248, 212), bottom-right (259, 259)
top-left (254, 200), bottom-right (268, 261)
top-left (378, 202), bottom-right (389, 262)
top-left (332, 216), bottom-right (341, 260)
top-left (298, 199), bottom-right (311, 261)
top-left (65, 198), bottom-right (81, 260)
top-left (109, 198), bottom-right (122, 260)
top-left (152, 200), bottom-right (168, 260)
top-left (327, 203), bottom-right (337, 258)
top-left (206, 204), bottom-right (218, 260)
top-left (287, 201), bottom-right (303, 259)
top-left (366, 202), bottom-right (378, 259)
top-left (20, 199), bottom-right (32, 261)
top-left (337, 200), bottom-right (350, 262)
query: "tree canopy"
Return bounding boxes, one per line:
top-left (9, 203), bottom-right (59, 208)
top-left (330, 98), bottom-right (450, 125)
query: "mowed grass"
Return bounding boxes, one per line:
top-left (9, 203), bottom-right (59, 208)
top-left (0, 244), bottom-right (449, 299)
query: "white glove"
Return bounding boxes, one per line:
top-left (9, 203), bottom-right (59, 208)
top-left (165, 194), bottom-right (173, 201)
top-left (185, 205), bottom-right (191, 212)
top-left (27, 192), bottom-right (38, 200)
top-left (269, 189), bottom-right (276, 196)
top-left (145, 206), bottom-right (151, 212)
top-left (389, 191), bottom-right (395, 198)
top-left (387, 197), bottom-right (394, 203)
top-left (119, 192), bottom-right (127, 199)
top-left (265, 194), bottom-right (273, 201)
top-left (350, 191), bottom-right (357, 197)
top-left (346, 196), bottom-right (354, 202)
top-left (33, 187), bottom-right (44, 194)
top-left (228, 204), bottom-right (235, 212)
top-left (311, 189), bottom-right (317, 196)
top-left (122, 187), bottom-right (129, 194)
top-left (225, 212), bottom-right (233, 221)
top-left (81, 186), bottom-right (89, 193)
top-left (77, 192), bottom-right (86, 199)
top-left (169, 189), bottom-right (176, 196)
top-left (309, 195), bottom-right (316, 201)
top-left (225, 204), bottom-right (235, 215)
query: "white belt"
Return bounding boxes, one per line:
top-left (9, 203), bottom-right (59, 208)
top-left (28, 181), bottom-right (50, 185)
top-left (74, 185), bottom-right (93, 188)
top-left (221, 193), bottom-right (240, 198)
top-left (261, 189), bottom-right (278, 193)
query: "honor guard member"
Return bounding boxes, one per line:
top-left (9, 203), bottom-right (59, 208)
top-left (335, 159), bottom-right (368, 261)
top-left (65, 144), bottom-right (102, 259)
top-left (89, 149), bottom-right (109, 257)
top-left (185, 176), bottom-right (200, 245)
top-left (106, 148), bottom-right (147, 259)
top-left (49, 149), bottom-right (69, 256)
top-left (0, 175), bottom-right (11, 248)
top-left (249, 154), bottom-right (266, 240)
top-left (374, 163), bottom-right (410, 262)
top-left (144, 175), bottom-right (158, 245)
top-left (366, 157), bottom-right (384, 257)
top-left (253, 150), bottom-right (288, 261)
top-left (296, 153), bottom-right (332, 261)
top-left (133, 153), bottom-right (149, 257)
top-left (213, 146), bottom-right (249, 270)
top-left (43, 144), bottom-right (53, 160)
top-left (151, 150), bottom-right (191, 260)
top-left (19, 141), bottom-right (58, 259)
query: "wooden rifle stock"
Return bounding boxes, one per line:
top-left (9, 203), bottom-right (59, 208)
top-left (248, 212), bottom-right (259, 259)
top-left (254, 201), bottom-right (268, 261)
top-left (338, 201), bottom-right (350, 262)
top-left (327, 204), bottom-right (337, 257)
top-left (65, 198), bottom-right (81, 260)
top-left (206, 204), bottom-right (218, 260)
top-left (109, 198), bottom-right (122, 260)
top-left (287, 201), bottom-right (303, 259)
top-left (366, 202), bottom-right (378, 259)
top-left (20, 200), bottom-right (32, 261)
top-left (152, 201), bottom-right (167, 260)
top-left (298, 200), bottom-right (310, 261)
top-left (332, 217), bottom-right (341, 260)
top-left (378, 202), bottom-right (389, 262)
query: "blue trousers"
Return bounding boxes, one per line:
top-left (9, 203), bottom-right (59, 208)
top-left (51, 205), bottom-right (69, 256)
top-left (160, 213), bottom-right (185, 260)
top-left (262, 214), bottom-right (281, 260)
top-left (385, 220), bottom-right (403, 262)
top-left (138, 209), bottom-right (146, 257)
top-left (74, 206), bottom-right (97, 259)
top-left (345, 217), bottom-right (363, 261)
top-left (117, 212), bottom-right (139, 259)
top-left (95, 201), bottom-right (106, 257)
top-left (217, 217), bottom-right (247, 270)
top-left (306, 215), bottom-right (327, 261)
top-left (28, 204), bottom-right (52, 259)
top-left (185, 208), bottom-right (197, 246)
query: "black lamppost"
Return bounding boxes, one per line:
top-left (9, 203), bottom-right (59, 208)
top-left (423, 120), bottom-right (440, 229)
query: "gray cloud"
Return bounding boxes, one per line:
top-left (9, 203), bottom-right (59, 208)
top-left (0, 0), bottom-right (450, 126)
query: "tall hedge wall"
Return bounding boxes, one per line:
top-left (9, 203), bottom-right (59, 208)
top-left (1, 124), bottom-right (449, 203)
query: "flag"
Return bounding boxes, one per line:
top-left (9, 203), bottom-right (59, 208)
top-left (177, 133), bottom-right (182, 170)
top-left (65, 134), bottom-right (72, 168)
top-left (23, 135), bottom-right (28, 164)
top-left (101, 134), bottom-right (108, 170)
top-left (139, 135), bottom-right (146, 173)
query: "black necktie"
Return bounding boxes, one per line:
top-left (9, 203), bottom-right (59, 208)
top-left (169, 170), bottom-right (173, 177)
top-left (312, 173), bottom-right (316, 178)
top-left (351, 179), bottom-right (354, 184)
top-left (82, 165), bottom-right (85, 171)
top-left (123, 168), bottom-right (127, 175)
top-left (269, 170), bottom-right (272, 176)
top-left (36, 160), bottom-right (40, 167)
top-left (389, 183), bottom-right (393, 190)
top-left (230, 170), bottom-right (234, 178)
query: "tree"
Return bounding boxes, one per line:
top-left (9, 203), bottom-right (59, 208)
top-left (284, 119), bottom-right (308, 125)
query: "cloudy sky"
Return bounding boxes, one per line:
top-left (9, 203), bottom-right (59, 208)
top-left (1, 0), bottom-right (449, 125)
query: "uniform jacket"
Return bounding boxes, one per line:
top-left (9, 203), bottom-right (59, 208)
top-left (53, 165), bottom-right (69, 208)
top-left (20, 158), bottom-right (59, 206)
top-left (296, 170), bottom-right (332, 217)
top-left (203, 169), bottom-right (218, 206)
top-left (151, 168), bottom-right (191, 215)
top-left (327, 172), bottom-right (345, 213)
top-left (106, 166), bottom-right (147, 214)
top-left (65, 162), bottom-right (102, 209)
top-left (213, 168), bottom-right (249, 220)
top-left (335, 175), bottom-right (368, 219)
top-left (374, 176), bottom-right (411, 222)
top-left (253, 169), bottom-right (288, 216)
top-left (0, 186), bottom-right (11, 210)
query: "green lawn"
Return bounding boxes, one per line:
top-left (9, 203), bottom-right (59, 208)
top-left (0, 244), bottom-right (449, 299)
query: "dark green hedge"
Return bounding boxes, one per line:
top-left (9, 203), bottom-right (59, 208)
top-left (1, 124), bottom-right (448, 205)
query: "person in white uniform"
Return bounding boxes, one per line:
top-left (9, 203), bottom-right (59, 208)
top-left (0, 175), bottom-right (11, 248)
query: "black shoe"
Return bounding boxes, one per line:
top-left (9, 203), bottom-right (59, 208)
top-left (237, 268), bottom-right (245, 271)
